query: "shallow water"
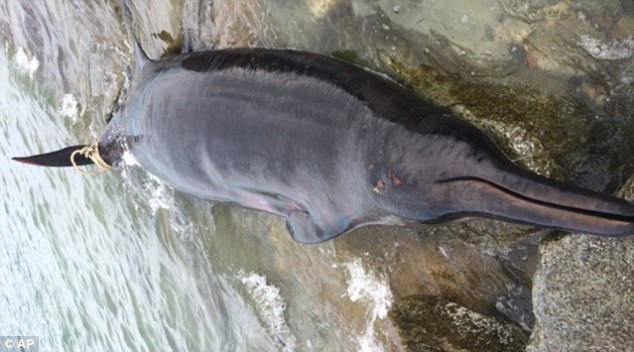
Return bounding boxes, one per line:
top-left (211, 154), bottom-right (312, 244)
top-left (1, 1), bottom-right (633, 351)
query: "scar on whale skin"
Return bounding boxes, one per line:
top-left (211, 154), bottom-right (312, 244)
top-left (12, 46), bottom-right (634, 243)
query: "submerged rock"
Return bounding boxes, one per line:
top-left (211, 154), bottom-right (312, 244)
top-left (527, 175), bottom-right (634, 351)
top-left (390, 295), bottom-right (527, 352)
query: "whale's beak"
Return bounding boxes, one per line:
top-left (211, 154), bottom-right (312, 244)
top-left (434, 171), bottom-right (634, 237)
top-left (12, 145), bottom-right (91, 167)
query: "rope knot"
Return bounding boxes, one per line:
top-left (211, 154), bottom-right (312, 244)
top-left (70, 142), bottom-right (111, 176)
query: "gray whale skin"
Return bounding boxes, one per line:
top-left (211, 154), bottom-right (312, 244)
top-left (13, 48), bottom-right (634, 243)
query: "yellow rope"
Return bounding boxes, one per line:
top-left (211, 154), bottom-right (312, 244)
top-left (70, 142), bottom-right (111, 176)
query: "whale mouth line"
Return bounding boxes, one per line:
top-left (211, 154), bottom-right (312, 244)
top-left (437, 176), bottom-right (634, 224)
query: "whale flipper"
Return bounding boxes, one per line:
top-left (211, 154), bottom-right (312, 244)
top-left (285, 210), bottom-right (351, 244)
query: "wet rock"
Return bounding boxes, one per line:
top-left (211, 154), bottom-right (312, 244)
top-left (568, 0), bottom-right (622, 20)
top-left (527, 175), bottom-right (634, 351)
top-left (306, 0), bottom-right (350, 20)
top-left (336, 222), bottom-right (540, 330)
top-left (389, 295), bottom-right (527, 352)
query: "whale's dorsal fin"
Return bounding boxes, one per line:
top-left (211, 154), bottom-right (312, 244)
top-left (122, 0), bottom-right (151, 68)
top-left (133, 37), bottom-right (150, 69)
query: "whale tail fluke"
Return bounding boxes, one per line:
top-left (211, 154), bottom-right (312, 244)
top-left (12, 145), bottom-right (92, 167)
top-left (437, 167), bottom-right (634, 237)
